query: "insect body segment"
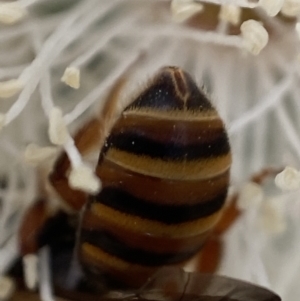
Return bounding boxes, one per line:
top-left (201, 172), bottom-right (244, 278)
top-left (79, 67), bottom-right (231, 288)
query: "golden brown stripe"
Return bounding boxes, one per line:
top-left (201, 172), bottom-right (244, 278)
top-left (81, 210), bottom-right (211, 254)
top-left (123, 109), bottom-right (221, 121)
top-left (81, 229), bottom-right (201, 266)
top-left (120, 113), bottom-right (224, 129)
top-left (104, 148), bottom-right (231, 180)
top-left (90, 203), bottom-right (223, 238)
top-left (81, 243), bottom-right (133, 271)
top-left (113, 115), bottom-right (225, 145)
top-left (96, 160), bottom-right (230, 205)
top-left (80, 243), bottom-right (157, 288)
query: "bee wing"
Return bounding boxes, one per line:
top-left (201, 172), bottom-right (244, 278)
top-left (137, 267), bottom-right (281, 301)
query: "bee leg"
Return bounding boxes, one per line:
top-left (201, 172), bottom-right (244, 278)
top-left (197, 197), bottom-right (240, 273)
top-left (18, 199), bottom-right (50, 290)
top-left (18, 199), bottom-right (78, 290)
top-left (19, 199), bottom-right (49, 256)
top-left (250, 167), bottom-right (283, 185)
top-left (197, 167), bottom-right (282, 273)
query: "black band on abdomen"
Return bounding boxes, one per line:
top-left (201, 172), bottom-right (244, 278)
top-left (94, 187), bottom-right (227, 224)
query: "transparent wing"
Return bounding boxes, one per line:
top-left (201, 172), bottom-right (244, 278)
top-left (136, 267), bottom-right (281, 301)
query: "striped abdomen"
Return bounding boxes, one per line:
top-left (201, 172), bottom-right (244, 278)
top-left (79, 66), bottom-right (231, 289)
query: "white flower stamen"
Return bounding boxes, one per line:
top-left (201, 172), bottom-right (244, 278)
top-left (0, 2), bottom-right (27, 24)
top-left (0, 113), bottom-right (6, 130)
top-left (0, 79), bottom-right (24, 98)
top-left (295, 22), bottom-right (300, 39)
top-left (69, 163), bottom-right (101, 194)
top-left (281, 0), bottom-right (300, 17)
top-left (39, 247), bottom-right (54, 301)
top-left (275, 166), bottom-right (300, 191)
top-left (48, 107), bottom-right (70, 146)
top-left (23, 254), bottom-right (38, 290)
top-left (61, 66), bottom-right (80, 89)
top-left (260, 198), bottom-right (286, 234)
top-left (219, 5), bottom-right (241, 25)
top-left (24, 144), bottom-right (58, 165)
top-left (237, 182), bottom-right (264, 210)
top-left (240, 20), bottom-right (269, 55)
top-left (170, 0), bottom-right (204, 23)
top-left (259, 0), bottom-right (284, 16)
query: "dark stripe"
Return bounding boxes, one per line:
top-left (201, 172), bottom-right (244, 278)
top-left (94, 187), bottom-right (227, 224)
top-left (104, 131), bottom-right (229, 161)
top-left (125, 67), bottom-right (214, 112)
top-left (81, 229), bottom-right (202, 266)
top-left (125, 71), bottom-right (184, 111)
top-left (113, 116), bottom-right (225, 146)
top-left (183, 71), bottom-right (214, 111)
top-left (96, 159), bottom-right (230, 206)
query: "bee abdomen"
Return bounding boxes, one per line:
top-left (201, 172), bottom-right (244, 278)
top-left (78, 66), bottom-right (231, 289)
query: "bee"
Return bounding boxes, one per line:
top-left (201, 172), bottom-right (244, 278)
top-left (16, 66), bottom-right (280, 300)
top-left (76, 66), bottom-right (231, 289)
top-left (21, 66), bottom-right (230, 287)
